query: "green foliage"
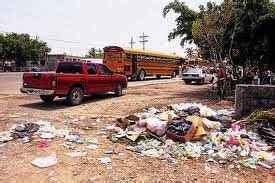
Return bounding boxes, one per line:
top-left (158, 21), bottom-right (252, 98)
top-left (85, 48), bottom-right (103, 59)
top-left (163, 0), bottom-right (197, 46)
top-left (164, 0), bottom-right (275, 68)
top-left (0, 33), bottom-right (50, 67)
top-left (185, 47), bottom-right (195, 58)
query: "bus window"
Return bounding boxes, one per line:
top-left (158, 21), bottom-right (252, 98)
top-left (126, 53), bottom-right (131, 60)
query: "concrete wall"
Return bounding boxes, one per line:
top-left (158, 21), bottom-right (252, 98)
top-left (235, 84), bottom-right (275, 118)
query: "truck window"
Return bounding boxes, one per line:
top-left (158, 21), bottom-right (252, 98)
top-left (87, 64), bottom-right (97, 75)
top-left (99, 64), bottom-right (112, 75)
top-left (56, 63), bottom-right (83, 74)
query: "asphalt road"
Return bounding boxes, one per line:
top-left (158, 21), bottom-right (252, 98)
top-left (0, 72), bottom-right (182, 94)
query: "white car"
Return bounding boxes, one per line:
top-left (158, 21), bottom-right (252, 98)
top-left (182, 68), bottom-right (214, 84)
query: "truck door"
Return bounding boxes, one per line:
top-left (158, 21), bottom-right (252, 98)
top-left (98, 64), bottom-right (114, 92)
top-left (86, 63), bottom-right (101, 94)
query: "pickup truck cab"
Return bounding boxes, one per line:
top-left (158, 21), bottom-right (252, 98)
top-left (21, 62), bottom-right (127, 105)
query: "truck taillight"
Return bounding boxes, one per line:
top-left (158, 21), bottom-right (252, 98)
top-left (51, 76), bottom-right (56, 87)
top-left (52, 80), bottom-right (56, 87)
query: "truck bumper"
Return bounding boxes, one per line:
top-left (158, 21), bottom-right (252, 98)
top-left (20, 88), bottom-right (55, 96)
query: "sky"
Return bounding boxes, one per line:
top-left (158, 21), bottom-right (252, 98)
top-left (0, 0), bottom-right (222, 57)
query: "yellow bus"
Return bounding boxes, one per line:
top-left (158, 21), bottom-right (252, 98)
top-left (103, 46), bottom-right (183, 80)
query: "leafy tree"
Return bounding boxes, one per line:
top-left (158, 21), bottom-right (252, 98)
top-left (0, 33), bottom-right (51, 67)
top-left (163, 0), bottom-right (197, 46)
top-left (164, 0), bottom-right (275, 69)
top-left (85, 48), bottom-right (103, 58)
top-left (185, 47), bottom-right (195, 58)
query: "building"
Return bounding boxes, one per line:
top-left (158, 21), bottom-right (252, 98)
top-left (46, 54), bottom-right (84, 71)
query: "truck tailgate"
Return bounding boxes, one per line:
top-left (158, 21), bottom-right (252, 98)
top-left (23, 72), bottom-right (55, 89)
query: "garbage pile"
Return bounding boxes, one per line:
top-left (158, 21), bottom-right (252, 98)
top-left (108, 103), bottom-right (275, 169)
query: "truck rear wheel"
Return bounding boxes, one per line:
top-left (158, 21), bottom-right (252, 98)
top-left (67, 87), bottom-right (84, 106)
top-left (114, 83), bottom-right (123, 97)
top-left (40, 95), bottom-right (55, 103)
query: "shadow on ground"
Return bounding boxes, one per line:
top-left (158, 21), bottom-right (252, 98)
top-left (19, 93), bottom-right (115, 111)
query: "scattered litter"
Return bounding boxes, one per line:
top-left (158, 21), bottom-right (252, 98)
top-left (12, 123), bottom-right (39, 139)
top-left (31, 154), bottom-right (58, 168)
top-left (85, 138), bottom-right (98, 144)
top-left (239, 159), bottom-right (257, 169)
top-left (0, 132), bottom-right (13, 143)
top-left (65, 150), bottom-right (87, 158)
top-left (87, 144), bottom-right (98, 150)
top-left (36, 140), bottom-right (49, 148)
top-left (108, 103), bottom-right (275, 170)
top-left (97, 157), bottom-right (112, 164)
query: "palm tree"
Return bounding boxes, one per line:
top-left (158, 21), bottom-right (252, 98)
top-left (185, 47), bottom-right (195, 58)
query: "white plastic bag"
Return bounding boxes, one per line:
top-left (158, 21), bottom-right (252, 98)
top-left (145, 118), bottom-right (167, 136)
top-left (31, 153), bottom-right (58, 168)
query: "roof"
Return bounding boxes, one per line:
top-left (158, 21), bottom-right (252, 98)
top-left (103, 46), bottom-right (183, 59)
top-left (124, 48), bottom-right (182, 59)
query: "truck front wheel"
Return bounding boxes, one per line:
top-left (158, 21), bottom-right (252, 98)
top-left (40, 95), bottom-right (55, 103)
top-left (67, 87), bottom-right (84, 106)
top-left (114, 83), bottom-right (123, 97)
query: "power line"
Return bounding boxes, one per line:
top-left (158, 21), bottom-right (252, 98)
top-left (129, 37), bottom-right (136, 48)
top-left (139, 32), bottom-right (149, 50)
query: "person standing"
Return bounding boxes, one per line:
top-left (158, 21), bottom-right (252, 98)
top-left (217, 65), bottom-right (225, 99)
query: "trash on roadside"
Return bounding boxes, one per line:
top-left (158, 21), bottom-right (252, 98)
top-left (107, 102), bottom-right (275, 170)
top-left (0, 131), bottom-right (13, 143)
top-left (36, 140), bottom-right (49, 148)
top-left (238, 159), bottom-right (257, 169)
top-left (87, 144), bottom-right (99, 150)
top-left (65, 150), bottom-right (87, 158)
top-left (97, 157), bottom-right (112, 164)
top-left (31, 153), bottom-right (58, 168)
top-left (11, 123), bottom-right (40, 139)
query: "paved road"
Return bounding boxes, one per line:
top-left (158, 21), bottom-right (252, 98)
top-left (0, 72), bottom-right (182, 94)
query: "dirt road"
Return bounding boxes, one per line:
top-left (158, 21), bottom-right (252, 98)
top-left (0, 72), bottom-right (180, 94)
top-left (0, 82), bottom-right (274, 182)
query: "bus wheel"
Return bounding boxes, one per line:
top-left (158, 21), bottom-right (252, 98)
top-left (137, 70), bottom-right (145, 81)
top-left (156, 75), bottom-right (161, 79)
top-left (171, 71), bottom-right (177, 78)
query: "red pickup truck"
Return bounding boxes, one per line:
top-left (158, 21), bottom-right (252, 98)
top-left (20, 62), bottom-right (127, 105)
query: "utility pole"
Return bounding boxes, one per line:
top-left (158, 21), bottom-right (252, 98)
top-left (139, 32), bottom-right (149, 50)
top-left (129, 37), bottom-right (136, 48)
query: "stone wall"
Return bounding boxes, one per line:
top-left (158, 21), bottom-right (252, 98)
top-left (235, 84), bottom-right (275, 118)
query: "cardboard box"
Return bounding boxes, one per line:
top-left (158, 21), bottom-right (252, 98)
top-left (166, 120), bottom-right (198, 142)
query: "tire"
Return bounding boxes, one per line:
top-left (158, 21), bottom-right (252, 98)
top-left (171, 71), bottom-right (177, 78)
top-left (114, 83), bottom-right (123, 97)
top-left (66, 87), bottom-right (84, 106)
top-left (40, 95), bottom-right (55, 103)
top-left (200, 78), bottom-right (205, 84)
top-left (184, 80), bottom-right (191, 84)
top-left (156, 75), bottom-right (161, 79)
top-left (137, 70), bottom-right (145, 81)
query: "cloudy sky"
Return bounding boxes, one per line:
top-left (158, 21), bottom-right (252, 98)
top-left (0, 0), bottom-right (222, 56)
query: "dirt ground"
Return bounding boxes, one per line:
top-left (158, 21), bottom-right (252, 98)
top-left (0, 82), bottom-right (274, 182)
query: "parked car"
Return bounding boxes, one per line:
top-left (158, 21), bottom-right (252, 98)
top-left (20, 62), bottom-right (127, 105)
top-left (182, 68), bottom-right (214, 84)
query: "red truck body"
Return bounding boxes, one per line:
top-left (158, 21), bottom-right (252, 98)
top-left (21, 62), bottom-right (127, 105)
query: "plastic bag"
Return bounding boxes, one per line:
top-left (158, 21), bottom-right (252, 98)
top-left (145, 118), bottom-right (167, 136)
top-left (31, 154), bottom-right (58, 168)
top-left (238, 159), bottom-right (257, 169)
